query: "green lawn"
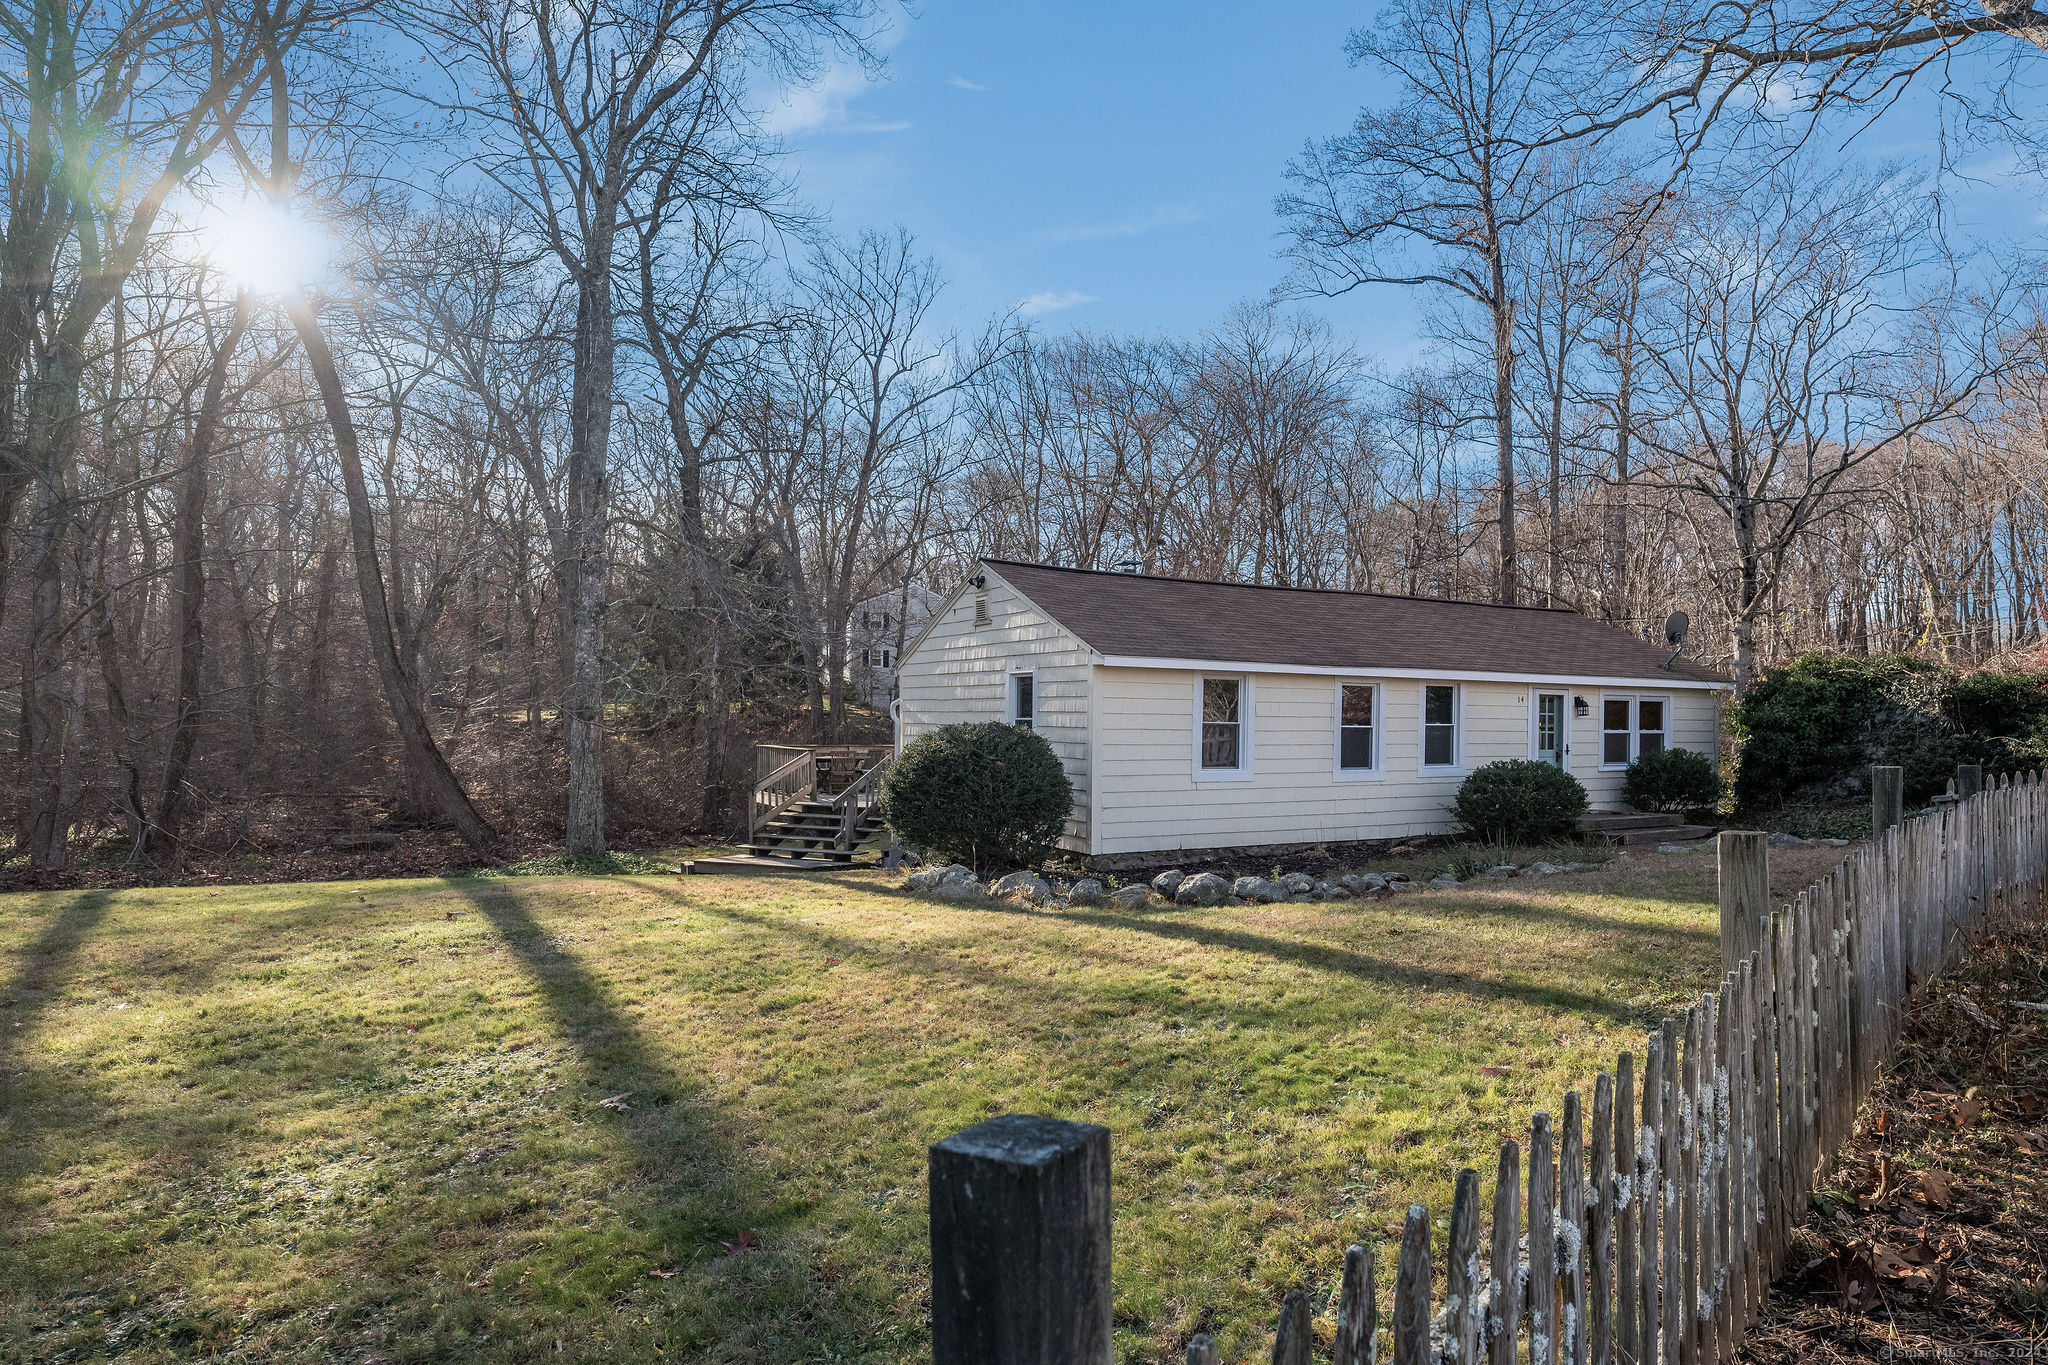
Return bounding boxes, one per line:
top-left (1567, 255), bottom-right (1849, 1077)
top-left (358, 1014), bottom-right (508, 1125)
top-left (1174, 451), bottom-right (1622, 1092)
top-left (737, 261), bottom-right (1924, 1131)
top-left (0, 849), bottom-right (1843, 1362)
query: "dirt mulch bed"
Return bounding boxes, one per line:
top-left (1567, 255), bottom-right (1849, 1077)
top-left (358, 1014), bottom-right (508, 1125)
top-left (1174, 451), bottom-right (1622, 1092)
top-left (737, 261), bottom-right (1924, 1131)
top-left (1742, 914), bottom-right (2048, 1362)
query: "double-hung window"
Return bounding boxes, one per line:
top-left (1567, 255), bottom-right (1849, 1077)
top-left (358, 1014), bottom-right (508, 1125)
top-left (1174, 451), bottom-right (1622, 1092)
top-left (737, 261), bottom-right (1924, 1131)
top-left (1602, 694), bottom-right (1669, 766)
top-left (1420, 684), bottom-right (1461, 772)
top-left (1009, 672), bottom-right (1035, 729)
top-left (1336, 682), bottom-right (1379, 777)
top-left (1194, 676), bottom-right (1252, 778)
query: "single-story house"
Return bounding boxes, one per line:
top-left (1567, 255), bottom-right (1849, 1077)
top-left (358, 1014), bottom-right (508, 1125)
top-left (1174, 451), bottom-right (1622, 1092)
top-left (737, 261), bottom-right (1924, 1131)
top-left (893, 559), bottom-right (1730, 863)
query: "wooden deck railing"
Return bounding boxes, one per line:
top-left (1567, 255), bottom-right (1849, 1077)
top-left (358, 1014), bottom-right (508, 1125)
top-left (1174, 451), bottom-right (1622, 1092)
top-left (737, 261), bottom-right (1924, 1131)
top-left (747, 743), bottom-right (894, 846)
top-left (747, 748), bottom-right (816, 844)
top-left (925, 762), bottom-right (2048, 1364)
top-left (828, 750), bottom-right (893, 853)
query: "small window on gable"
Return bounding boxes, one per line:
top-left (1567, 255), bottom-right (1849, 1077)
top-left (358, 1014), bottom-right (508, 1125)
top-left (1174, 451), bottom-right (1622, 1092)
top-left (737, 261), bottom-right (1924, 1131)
top-left (1010, 673), bottom-right (1034, 729)
top-left (1338, 683), bottom-right (1376, 772)
top-left (1422, 684), bottom-right (1459, 770)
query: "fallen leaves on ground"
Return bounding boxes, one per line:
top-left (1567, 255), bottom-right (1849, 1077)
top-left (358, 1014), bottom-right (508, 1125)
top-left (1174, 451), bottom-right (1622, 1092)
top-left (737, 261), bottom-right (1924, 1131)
top-left (1740, 913), bottom-right (2048, 1363)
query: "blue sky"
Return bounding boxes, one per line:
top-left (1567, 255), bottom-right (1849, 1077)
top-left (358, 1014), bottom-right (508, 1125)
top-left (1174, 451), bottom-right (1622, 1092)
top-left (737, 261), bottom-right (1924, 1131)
top-left (763, 3), bottom-right (2039, 363)
top-left (762, 1), bottom-right (1422, 354)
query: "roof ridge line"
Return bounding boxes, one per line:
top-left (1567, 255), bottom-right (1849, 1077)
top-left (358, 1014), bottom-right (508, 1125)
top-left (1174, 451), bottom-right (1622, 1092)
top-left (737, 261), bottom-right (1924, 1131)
top-left (979, 557), bottom-right (1579, 614)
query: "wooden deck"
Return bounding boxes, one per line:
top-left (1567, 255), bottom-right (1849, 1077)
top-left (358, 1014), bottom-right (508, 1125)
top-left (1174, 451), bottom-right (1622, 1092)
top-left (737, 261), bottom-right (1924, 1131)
top-left (685, 853), bottom-right (870, 875)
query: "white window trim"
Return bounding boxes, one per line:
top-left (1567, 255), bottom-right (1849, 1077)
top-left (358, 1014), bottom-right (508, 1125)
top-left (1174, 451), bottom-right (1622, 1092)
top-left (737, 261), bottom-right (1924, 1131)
top-left (1417, 682), bottom-right (1465, 777)
top-left (1527, 689), bottom-right (1571, 766)
top-left (1332, 679), bottom-right (1384, 782)
top-left (1008, 668), bottom-right (1038, 729)
top-left (1192, 674), bottom-right (1255, 782)
top-left (1598, 691), bottom-right (1673, 769)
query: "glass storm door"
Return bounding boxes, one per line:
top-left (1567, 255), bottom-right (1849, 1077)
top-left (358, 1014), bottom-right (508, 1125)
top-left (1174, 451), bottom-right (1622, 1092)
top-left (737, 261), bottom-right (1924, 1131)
top-left (1535, 692), bottom-right (1567, 767)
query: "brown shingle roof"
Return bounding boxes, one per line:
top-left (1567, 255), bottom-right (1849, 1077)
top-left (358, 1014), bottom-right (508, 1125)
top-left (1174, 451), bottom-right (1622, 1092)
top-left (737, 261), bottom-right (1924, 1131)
top-left (983, 559), bottom-right (1729, 685)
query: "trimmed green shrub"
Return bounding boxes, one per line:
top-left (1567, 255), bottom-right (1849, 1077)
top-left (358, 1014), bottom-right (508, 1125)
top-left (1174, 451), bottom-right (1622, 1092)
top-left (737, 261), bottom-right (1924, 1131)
top-left (879, 722), bottom-right (1074, 871)
top-left (1622, 747), bottom-right (1721, 814)
top-left (1451, 760), bottom-right (1589, 844)
top-left (1734, 653), bottom-right (2048, 806)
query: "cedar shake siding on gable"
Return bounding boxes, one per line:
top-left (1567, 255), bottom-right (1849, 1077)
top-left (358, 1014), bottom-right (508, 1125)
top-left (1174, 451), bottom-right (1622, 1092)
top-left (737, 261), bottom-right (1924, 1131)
top-left (893, 560), bottom-right (1728, 861)
top-left (981, 559), bottom-right (1727, 686)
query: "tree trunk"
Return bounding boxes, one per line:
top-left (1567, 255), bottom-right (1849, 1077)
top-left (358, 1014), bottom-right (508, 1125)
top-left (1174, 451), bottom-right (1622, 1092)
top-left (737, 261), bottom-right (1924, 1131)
top-left (87, 521), bottom-right (147, 858)
top-left (135, 293), bottom-right (248, 869)
top-left (563, 261), bottom-right (615, 855)
top-left (19, 332), bottom-right (85, 869)
top-left (1732, 499), bottom-right (1762, 696)
top-left (1489, 267), bottom-right (1518, 606)
top-left (1609, 343), bottom-right (1634, 624)
top-left (700, 622), bottom-right (732, 830)
top-left (285, 291), bottom-right (497, 850)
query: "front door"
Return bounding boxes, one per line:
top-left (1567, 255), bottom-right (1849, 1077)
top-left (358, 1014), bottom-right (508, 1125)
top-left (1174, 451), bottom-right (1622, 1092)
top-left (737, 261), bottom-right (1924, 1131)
top-left (1534, 691), bottom-right (1568, 767)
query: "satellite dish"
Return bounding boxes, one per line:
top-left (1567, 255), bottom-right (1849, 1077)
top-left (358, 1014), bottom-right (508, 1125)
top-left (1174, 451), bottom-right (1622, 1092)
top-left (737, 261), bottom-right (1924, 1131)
top-left (1661, 611), bottom-right (1690, 671)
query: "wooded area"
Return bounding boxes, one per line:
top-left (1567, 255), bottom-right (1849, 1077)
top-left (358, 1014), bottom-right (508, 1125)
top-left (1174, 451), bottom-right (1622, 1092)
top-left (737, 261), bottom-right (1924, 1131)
top-left (3, 0), bottom-right (2045, 872)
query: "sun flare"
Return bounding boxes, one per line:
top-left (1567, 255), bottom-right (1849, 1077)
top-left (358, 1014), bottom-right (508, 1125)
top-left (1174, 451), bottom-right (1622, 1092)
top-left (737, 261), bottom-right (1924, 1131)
top-left (195, 198), bottom-right (332, 295)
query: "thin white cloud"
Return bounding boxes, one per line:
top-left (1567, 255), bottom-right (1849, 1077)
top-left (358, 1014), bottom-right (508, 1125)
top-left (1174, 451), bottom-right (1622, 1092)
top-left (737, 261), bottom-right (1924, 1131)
top-left (1017, 290), bottom-right (1098, 316)
top-left (1044, 204), bottom-right (1202, 244)
top-left (948, 75), bottom-right (991, 91)
top-left (764, 63), bottom-right (911, 136)
top-left (761, 3), bottom-right (911, 136)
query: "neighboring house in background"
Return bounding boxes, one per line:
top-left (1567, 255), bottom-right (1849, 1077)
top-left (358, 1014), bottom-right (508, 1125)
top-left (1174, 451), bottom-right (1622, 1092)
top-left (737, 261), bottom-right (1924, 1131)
top-left (894, 558), bottom-right (1730, 864)
top-left (847, 582), bottom-right (944, 709)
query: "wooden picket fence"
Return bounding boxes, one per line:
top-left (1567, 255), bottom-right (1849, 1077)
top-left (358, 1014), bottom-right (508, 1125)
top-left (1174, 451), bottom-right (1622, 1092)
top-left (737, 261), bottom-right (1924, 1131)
top-left (1217, 767), bottom-right (2048, 1365)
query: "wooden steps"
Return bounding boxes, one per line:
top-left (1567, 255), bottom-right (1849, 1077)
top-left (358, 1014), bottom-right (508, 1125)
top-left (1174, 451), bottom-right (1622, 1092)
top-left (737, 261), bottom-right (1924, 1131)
top-left (744, 798), bottom-right (888, 860)
top-left (689, 853), bottom-right (862, 874)
top-left (1579, 810), bottom-right (1714, 847)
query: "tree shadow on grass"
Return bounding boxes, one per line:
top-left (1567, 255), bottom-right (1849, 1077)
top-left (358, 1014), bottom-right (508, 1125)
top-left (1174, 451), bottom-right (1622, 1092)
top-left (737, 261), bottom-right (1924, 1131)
top-left (0, 891), bottom-right (123, 1189)
top-left (653, 880), bottom-right (1644, 1025)
top-left (795, 869), bottom-right (1717, 943)
top-left (0, 890), bottom-right (128, 1353)
top-left (0, 890), bottom-right (114, 1067)
top-left (443, 877), bottom-right (901, 1360)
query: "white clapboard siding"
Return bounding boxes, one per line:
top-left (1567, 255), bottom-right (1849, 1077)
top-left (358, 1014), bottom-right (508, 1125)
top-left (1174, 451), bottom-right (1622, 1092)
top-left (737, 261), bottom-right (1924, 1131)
top-left (895, 574), bottom-right (1095, 851)
top-left (1091, 669), bottom-right (1719, 856)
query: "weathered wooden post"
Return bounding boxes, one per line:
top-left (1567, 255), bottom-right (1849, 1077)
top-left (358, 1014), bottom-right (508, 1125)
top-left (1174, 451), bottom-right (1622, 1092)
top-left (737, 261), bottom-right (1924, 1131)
top-left (1872, 766), bottom-right (1904, 838)
top-left (929, 1113), bottom-right (1112, 1365)
top-left (1718, 831), bottom-right (1770, 970)
top-left (1956, 763), bottom-right (1984, 800)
